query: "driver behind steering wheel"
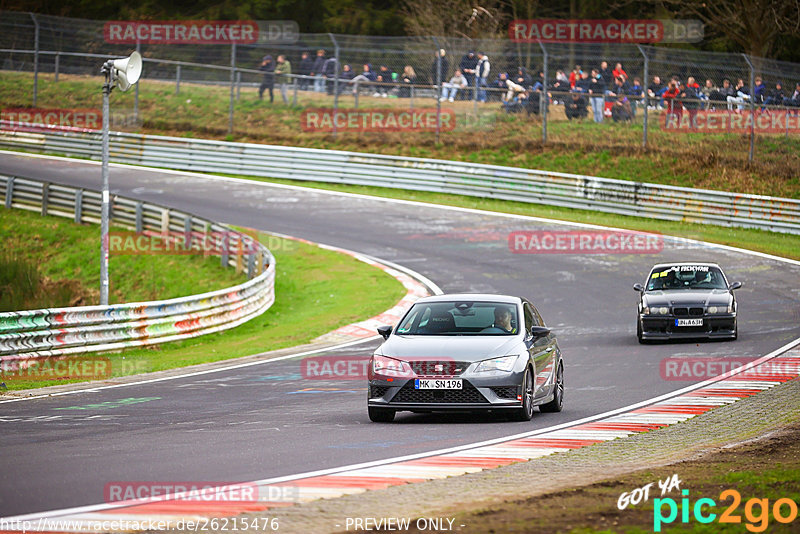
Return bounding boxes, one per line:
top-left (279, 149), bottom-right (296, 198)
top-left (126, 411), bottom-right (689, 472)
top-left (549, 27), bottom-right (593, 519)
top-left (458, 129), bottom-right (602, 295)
top-left (481, 306), bottom-right (515, 334)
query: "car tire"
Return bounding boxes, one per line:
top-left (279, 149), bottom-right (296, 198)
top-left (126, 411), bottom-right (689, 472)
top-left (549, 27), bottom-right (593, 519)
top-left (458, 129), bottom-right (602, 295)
top-left (731, 321), bottom-right (738, 341)
top-left (540, 362), bottom-right (564, 413)
top-left (368, 407), bottom-right (395, 422)
top-left (637, 321), bottom-right (647, 344)
top-left (511, 367), bottom-right (535, 421)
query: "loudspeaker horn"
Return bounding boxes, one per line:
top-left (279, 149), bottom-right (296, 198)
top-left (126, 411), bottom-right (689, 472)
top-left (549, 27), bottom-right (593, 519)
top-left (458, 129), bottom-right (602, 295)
top-left (112, 51), bottom-right (142, 92)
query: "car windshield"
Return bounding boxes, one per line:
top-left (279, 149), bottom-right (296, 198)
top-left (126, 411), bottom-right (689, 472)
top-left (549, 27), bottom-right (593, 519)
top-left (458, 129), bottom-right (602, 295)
top-left (647, 265), bottom-right (727, 291)
top-left (395, 301), bottom-right (519, 336)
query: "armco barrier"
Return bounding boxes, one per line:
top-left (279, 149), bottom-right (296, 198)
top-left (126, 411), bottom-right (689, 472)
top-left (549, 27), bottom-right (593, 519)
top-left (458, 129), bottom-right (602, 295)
top-left (1, 124), bottom-right (799, 234)
top-left (0, 174), bottom-right (275, 360)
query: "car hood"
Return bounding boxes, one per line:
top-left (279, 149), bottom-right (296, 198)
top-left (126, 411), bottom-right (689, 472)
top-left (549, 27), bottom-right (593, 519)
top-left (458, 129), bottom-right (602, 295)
top-left (377, 335), bottom-right (522, 362)
top-left (644, 289), bottom-right (731, 307)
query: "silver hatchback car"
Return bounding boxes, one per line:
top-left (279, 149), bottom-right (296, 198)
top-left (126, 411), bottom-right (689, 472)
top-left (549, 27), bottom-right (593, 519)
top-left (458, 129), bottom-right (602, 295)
top-left (368, 294), bottom-right (564, 422)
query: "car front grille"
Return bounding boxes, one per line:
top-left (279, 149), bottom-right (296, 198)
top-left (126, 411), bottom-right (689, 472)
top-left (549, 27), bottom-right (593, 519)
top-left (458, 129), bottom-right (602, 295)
top-left (391, 380), bottom-right (489, 404)
top-left (408, 360), bottom-right (469, 377)
top-left (490, 386), bottom-right (519, 400)
top-left (673, 307), bottom-right (704, 316)
top-left (370, 385), bottom-right (390, 398)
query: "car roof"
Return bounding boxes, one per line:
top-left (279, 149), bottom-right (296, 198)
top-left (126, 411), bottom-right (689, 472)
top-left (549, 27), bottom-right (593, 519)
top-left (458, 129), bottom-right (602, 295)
top-left (414, 293), bottom-right (522, 305)
top-left (650, 262), bottom-right (722, 269)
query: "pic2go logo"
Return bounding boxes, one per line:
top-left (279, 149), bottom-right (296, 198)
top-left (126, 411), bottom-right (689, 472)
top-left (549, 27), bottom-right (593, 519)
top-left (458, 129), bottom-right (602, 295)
top-left (654, 489), bottom-right (799, 532)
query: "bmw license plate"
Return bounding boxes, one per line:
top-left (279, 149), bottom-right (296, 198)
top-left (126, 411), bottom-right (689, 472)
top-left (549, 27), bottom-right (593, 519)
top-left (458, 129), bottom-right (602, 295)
top-left (675, 318), bottom-right (703, 326)
top-left (415, 379), bottom-right (462, 389)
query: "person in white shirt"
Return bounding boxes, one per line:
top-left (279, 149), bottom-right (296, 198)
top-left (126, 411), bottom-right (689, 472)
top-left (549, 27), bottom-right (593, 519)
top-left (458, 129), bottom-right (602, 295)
top-left (440, 70), bottom-right (467, 102)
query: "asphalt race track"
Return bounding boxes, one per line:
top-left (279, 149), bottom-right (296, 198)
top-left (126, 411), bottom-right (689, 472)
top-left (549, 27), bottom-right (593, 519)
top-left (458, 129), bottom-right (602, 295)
top-left (2, 152), bottom-right (799, 517)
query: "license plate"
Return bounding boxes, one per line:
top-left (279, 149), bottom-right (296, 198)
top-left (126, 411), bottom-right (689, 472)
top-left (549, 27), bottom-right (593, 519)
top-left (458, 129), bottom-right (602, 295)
top-left (675, 318), bottom-right (703, 326)
top-left (414, 379), bottom-right (462, 390)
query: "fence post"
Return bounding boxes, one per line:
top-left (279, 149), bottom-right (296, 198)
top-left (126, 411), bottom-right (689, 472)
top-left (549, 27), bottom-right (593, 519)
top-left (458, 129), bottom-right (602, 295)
top-left (433, 38), bottom-right (441, 144)
top-left (638, 45), bottom-right (648, 148)
top-left (184, 215), bottom-right (192, 248)
top-left (29, 13), bottom-right (39, 107)
top-left (742, 54), bottom-right (755, 163)
top-left (228, 43), bottom-right (237, 135)
top-left (5, 176), bottom-right (14, 208)
top-left (539, 42), bottom-right (548, 144)
top-left (135, 201), bottom-right (143, 232)
top-left (292, 75), bottom-right (298, 106)
top-left (236, 71), bottom-right (242, 100)
top-left (54, 53), bottom-right (59, 83)
top-left (41, 182), bottom-right (49, 216)
top-left (176, 64), bottom-right (181, 95)
top-left (74, 189), bottom-right (83, 223)
top-left (134, 41), bottom-right (141, 123)
top-left (410, 85), bottom-right (415, 109)
top-left (328, 33), bottom-right (339, 138)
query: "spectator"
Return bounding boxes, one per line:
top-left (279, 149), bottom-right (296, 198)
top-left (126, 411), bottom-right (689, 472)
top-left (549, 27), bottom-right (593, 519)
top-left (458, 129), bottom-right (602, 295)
top-left (476, 52), bottom-right (490, 102)
top-left (274, 54), bottom-right (292, 105)
top-left (322, 55), bottom-right (338, 95)
top-left (611, 94), bottom-right (632, 122)
top-left (680, 76), bottom-right (701, 126)
top-left (648, 75), bottom-right (666, 109)
top-left (727, 78), bottom-right (749, 111)
top-left (753, 76), bottom-right (767, 105)
top-left (551, 69), bottom-right (569, 102)
top-left (565, 91), bottom-right (588, 120)
top-left (339, 64), bottom-right (355, 81)
top-left (431, 49), bottom-right (449, 86)
top-left (515, 66), bottom-right (533, 88)
top-left (569, 64), bottom-right (582, 89)
top-left (716, 78), bottom-right (735, 103)
top-left (349, 63), bottom-right (377, 95)
top-left (459, 51), bottom-right (478, 95)
top-left (490, 72), bottom-right (509, 101)
top-left (662, 78), bottom-right (682, 123)
top-left (375, 65), bottom-right (394, 97)
top-left (762, 81), bottom-right (786, 109)
top-left (310, 49), bottom-right (326, 93)
top-left (626, 76), bottom-right (643, 117)
top-left (700, 79), bottom-right (716, 109)
top-left (575, 70), bottom-right (591, 93)
top-left (441, 69), bottom-right (467, 102)
top-left (398, 65), bottom-right (416, 98)
top-left (588, 68), bottom-right (606, 123)
top-left (297, 51), bottom-right (313, 90)
top-left (790, 83), bottom-right (800, 107)
top-left (612, 62), bottom-right (628, 82)
top-left (503, 78), bottom-right (527, 104)
top-left (599, 61), bottom-right (612, 88)
top-left (258, 55), bottom-right (275, 102)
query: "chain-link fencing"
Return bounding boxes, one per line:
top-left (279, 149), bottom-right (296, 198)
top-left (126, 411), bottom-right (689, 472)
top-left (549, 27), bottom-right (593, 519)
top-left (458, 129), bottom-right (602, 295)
top-left (1, 11), bottom-right (799, 161)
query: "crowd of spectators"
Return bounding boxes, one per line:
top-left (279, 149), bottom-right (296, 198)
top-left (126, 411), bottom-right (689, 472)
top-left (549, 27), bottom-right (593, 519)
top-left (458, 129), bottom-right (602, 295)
top-left (257, 49), bottom-right (800, 122)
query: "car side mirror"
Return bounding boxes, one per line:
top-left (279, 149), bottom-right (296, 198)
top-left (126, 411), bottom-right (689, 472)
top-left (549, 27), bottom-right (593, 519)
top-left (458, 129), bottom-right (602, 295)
top-left (633, 283), bottom-right (644, 292)
top-left (530, 326), bottom-right (551, 338)
top-left (728, 281), bottom-right (743, 291)
top-left (377, 325), bottom-right (393, 340)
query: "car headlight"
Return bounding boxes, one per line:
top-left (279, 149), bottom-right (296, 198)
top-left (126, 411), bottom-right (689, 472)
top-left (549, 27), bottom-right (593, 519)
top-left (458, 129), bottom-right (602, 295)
top-left (707, 304), bottom-right (734, 314)
top-left (642, 305), bottom-right (669, 315)
top-left (473, 355), bottom-right (519, 374)
top-left (372, 355), bottom-right (415, 378)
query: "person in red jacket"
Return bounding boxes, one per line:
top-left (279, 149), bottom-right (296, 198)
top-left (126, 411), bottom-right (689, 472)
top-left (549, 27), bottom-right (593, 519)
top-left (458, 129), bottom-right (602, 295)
top-left (662, 79), bottom-right (682, 126)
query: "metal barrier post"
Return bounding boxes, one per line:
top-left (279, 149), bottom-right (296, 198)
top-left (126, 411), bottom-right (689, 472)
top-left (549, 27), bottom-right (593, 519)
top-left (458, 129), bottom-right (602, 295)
top-left (410, 85), bottom-right (414, 109)
top-left (228, 43), bottom-right (236, 135)
top-left (638, 45), bottom-right (649, 148)
top-left (292, 75), bottom-right (298, 106)
top-left (539, 42), bottom-right (548, 144)
top-left (41, 182), bottom-right (49, 216)
top-left (329, 33), bottom-right (339, 138)
top-left (434, 38), bottom-right (441, 144)
top-left (176, 64), bottom-right (181, 95)
top-left (236, 71), bottom-right (241, 100)
top-left (74, 189), bottom-right (83, 223)
top-left (134, 41), bottom-right (141, 123)
top-left (5, 176), bottom-right (14, 208)
top-left (135, 201), bottom-right (143, 232)
top-left (743, 54), bottom-right (755, 162)
top-left (30, 13), bottom-right (39, 107)
top-left (54, 53), bottom-right (59, 82)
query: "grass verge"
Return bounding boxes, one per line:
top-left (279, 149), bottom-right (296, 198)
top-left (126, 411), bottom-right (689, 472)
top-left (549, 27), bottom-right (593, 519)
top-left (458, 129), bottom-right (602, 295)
top-left (1, 210), bottom-right (406, 391)
top-left (1, 71), bottom-right (798, 198)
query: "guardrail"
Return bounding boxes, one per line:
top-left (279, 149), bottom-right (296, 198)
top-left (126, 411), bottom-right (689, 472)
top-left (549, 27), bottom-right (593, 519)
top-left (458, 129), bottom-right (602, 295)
top-left (0, 174), bottom-right (275, 360)
top-left (1, 125), bottom-right (799, 234)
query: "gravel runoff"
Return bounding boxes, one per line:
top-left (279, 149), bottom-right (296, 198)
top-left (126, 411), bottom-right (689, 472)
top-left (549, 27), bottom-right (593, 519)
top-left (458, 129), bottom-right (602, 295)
top-left (209, 378), bottom-right (800, 534)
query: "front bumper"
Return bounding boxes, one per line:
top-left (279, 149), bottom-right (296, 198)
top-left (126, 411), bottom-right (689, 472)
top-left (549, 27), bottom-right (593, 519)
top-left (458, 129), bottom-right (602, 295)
top-left (368, 376), bottom-right (524, 411)
top-left (640, 314), bottom-right (736, 340)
